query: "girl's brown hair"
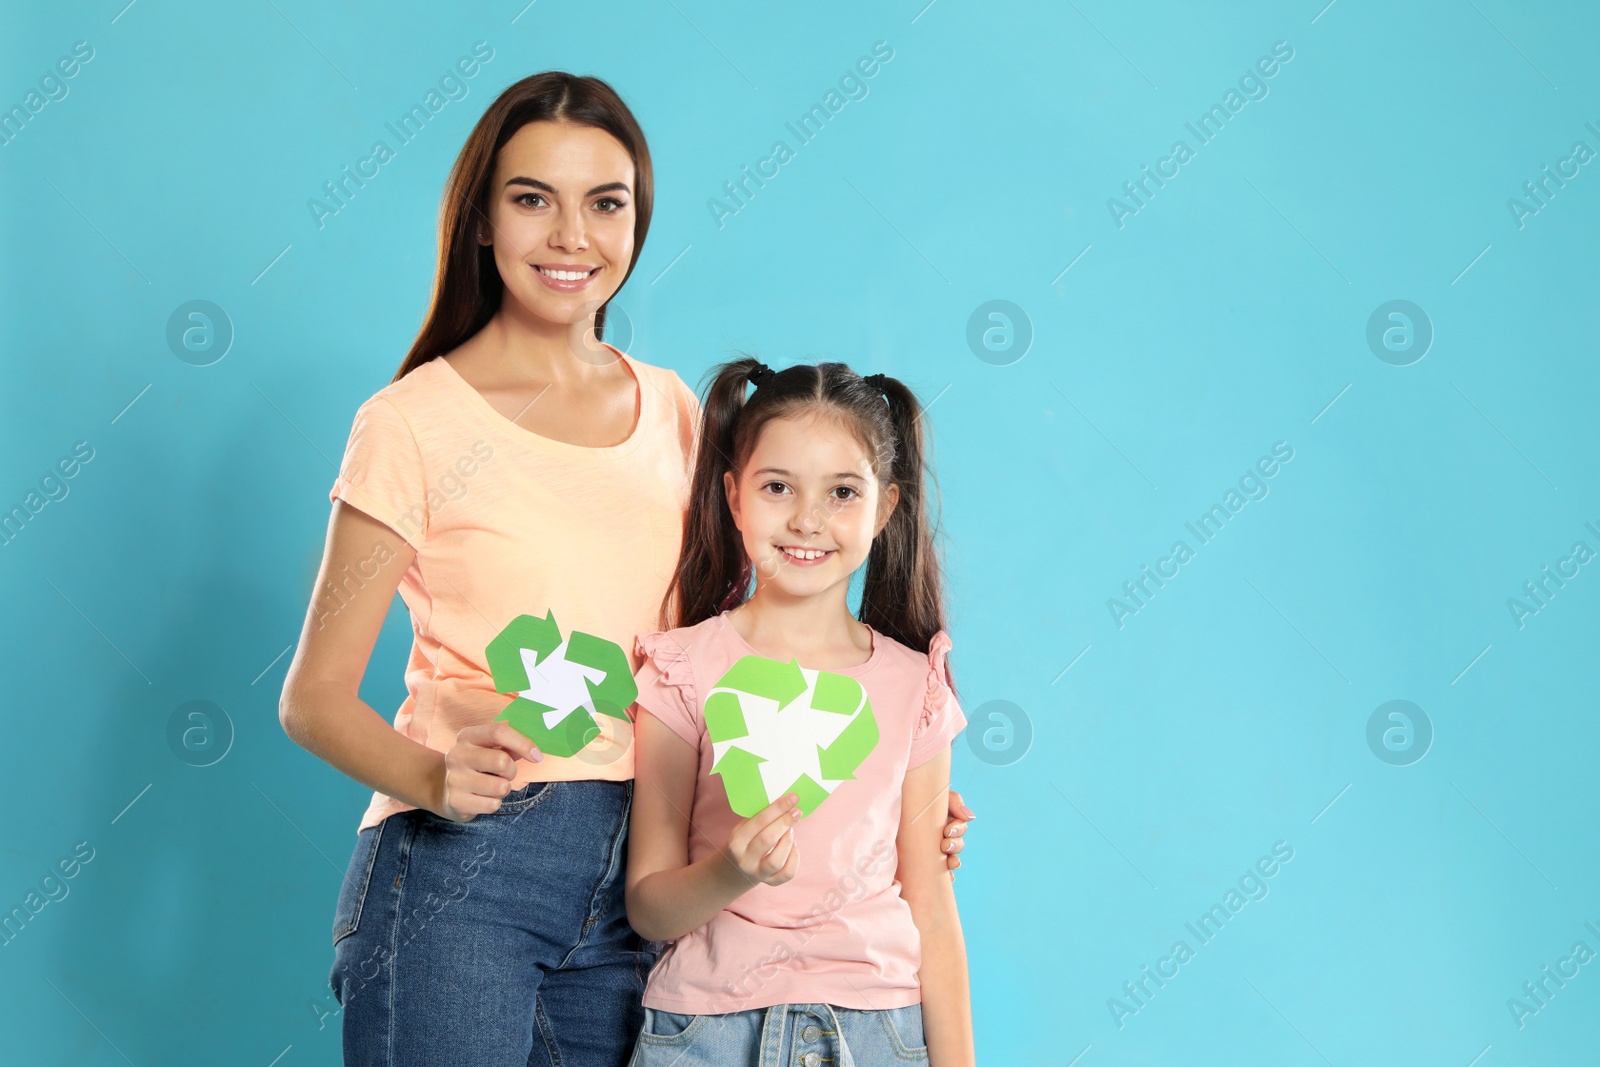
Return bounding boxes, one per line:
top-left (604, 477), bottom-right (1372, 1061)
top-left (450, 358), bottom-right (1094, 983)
top-left (392, 72), bottom-right (653, 382)
top-left (664, 358), bottom-right (955, 677)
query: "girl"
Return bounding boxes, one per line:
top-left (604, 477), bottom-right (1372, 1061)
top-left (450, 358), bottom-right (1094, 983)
top-left (278, 73), bottom-right (973, 1066)
top-left (626, 359), bottom-right (976, 1065)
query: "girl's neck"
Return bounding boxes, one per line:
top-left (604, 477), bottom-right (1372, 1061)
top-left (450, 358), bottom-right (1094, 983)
top-left (727, 589), bottom-right (874, 670)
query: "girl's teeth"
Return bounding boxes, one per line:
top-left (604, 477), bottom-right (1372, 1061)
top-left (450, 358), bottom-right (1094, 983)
top-left (782, 547), bottom-right (829, 560)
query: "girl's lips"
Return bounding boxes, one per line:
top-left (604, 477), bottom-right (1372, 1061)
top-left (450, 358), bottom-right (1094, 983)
top-left (779, 546), bottom-right (834, 567)
top-left (533, 265), bottom-right (598, 293)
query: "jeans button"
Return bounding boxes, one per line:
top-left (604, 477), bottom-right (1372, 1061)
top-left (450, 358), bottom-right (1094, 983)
top-left (802, 1054), bottom-right (820, 1067)
top-left (802, 1024), bottom-right (821, 1042)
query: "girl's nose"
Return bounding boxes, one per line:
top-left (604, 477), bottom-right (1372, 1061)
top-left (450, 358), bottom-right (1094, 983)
top-left (789, 501), bottom-right (825, 535)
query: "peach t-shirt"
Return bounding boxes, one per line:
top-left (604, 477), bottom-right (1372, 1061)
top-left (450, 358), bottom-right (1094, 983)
top-left (329, 346), bottom-right (700, 833)
top-left (631, 610), bottom-right (968, 1014)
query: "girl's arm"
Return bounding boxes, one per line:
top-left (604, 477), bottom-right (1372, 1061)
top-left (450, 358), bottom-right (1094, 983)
top-left (278, 501), bottom-right (538, 819)
top-left (625, 710), bottom-right (802, 942)
top-left (898, 746), bottom-right (975, 1066)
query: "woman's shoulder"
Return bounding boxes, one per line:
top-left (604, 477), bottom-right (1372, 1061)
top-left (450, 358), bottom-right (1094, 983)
top-left (344, 357), bottom-right (453, 424)
top-left (611, 346), bottom-right (701, 419)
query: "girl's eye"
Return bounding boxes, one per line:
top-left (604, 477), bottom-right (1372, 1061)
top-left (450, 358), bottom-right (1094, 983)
top-left (762, 481), bottom-right (789, 495)
top-left (832, 487), bottom-right (859, 501)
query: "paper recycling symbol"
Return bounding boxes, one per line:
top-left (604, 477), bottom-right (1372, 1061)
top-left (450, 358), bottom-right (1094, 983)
top-left (706, 655), bottom-right (880, 818)
top-left (486, 611), bottom-right (636, 758)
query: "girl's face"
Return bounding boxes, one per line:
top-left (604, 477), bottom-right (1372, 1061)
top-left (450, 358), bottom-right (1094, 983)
top-left (478, 120), bottom-right (636, 337)
top-left (724, 412), bottom-right (900, 600)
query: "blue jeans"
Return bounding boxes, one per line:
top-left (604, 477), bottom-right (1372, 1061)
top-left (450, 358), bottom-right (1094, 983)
top-left (628, 1002), bottom-right (928, 1066)
top-left (328, 779), bottom-right (664, 1066)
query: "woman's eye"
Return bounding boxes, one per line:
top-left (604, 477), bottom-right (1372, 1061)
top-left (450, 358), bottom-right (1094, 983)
top-left (594, 197), bottom-right (627, 213)
top-left (514, 193), bottom-right (546, 208)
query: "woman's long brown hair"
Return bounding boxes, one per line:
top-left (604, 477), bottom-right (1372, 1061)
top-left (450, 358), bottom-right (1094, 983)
top-left (664, 359), bottom-right (956, 691)
top-left (391, 72), bottom-right (654, 382)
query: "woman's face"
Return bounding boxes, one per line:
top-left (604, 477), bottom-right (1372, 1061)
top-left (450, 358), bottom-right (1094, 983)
top-left (479, 120), bottom-right (636, 335)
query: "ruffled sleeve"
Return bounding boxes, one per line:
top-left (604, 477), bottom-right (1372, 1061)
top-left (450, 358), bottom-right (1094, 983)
top-left (632, 631), bottom-right (701, 748)
top-left (909, 630), bottom-right (968, 768)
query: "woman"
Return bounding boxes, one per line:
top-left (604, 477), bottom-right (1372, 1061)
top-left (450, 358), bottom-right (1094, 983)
top-left (278, 72), bottom-right (973, 1067)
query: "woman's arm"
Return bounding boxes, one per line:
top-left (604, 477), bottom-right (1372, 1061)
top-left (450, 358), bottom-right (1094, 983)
top-left (278, 501), bottom-right (539, 819)
top-left (898, 747), bottom-right (975, 1066)
top-left (625, 710), bottom-right (802, 942)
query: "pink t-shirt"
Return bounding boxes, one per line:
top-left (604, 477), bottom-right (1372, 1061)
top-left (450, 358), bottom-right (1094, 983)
top-left (631, 609), bottom-right (968, 1014)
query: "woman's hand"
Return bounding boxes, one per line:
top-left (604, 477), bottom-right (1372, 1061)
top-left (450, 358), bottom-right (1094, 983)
top-left (436, 722), bottom-right (544, 822)
top-left (942, 788), bottom-right (976, 877)
top-left (721, 792), bottom-right (803, 888)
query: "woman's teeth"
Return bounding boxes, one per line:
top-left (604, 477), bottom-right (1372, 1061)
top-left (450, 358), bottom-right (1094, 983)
top-left (539, 267), bottom-right (592, 281)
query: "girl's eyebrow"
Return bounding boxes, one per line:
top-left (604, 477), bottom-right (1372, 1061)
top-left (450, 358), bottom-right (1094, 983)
top-left (753, 467), bottom-right (865, 481)
top-left (504, 177), bottom-right (632, 196)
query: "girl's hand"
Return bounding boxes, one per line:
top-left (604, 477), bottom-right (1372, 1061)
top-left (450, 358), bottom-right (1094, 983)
top-left (722, 792), bottom-right (803, 887)
top-left (436, 722), bottom-right (544, 823)
top-left (943, 789), bottom-right (976, 877)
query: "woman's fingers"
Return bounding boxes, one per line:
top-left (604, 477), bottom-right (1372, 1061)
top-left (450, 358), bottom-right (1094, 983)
top-left (459, 722), bottom-right (543, 764)
top-left (948, 788), bottom-right (976, 821)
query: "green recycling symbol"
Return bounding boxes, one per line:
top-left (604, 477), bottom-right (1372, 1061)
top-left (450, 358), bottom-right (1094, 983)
top-left (706, 655), bottom-right (879, 818)
top-left (485, 610), bottom-right (637, 759)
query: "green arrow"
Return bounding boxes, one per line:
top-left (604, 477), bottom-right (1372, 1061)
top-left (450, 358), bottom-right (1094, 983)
top-left (486, 611), bottom-right (561, 693)
top-left (811, 670), bottom-right (862, 716)
top-left (567, 630), bottom-right (638, 721)
top-left (704, 691), bottom-right (748, 742)
top-left (711, 745), bottom-right (770, 818)
top-left (786, 773), bottom-right (830, 817)
top-left (717, 656), bottom-right (807, 713)
top-left (816, 696), bottom-right (879, 781)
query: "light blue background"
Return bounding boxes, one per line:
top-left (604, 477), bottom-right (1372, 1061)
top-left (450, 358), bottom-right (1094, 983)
top-left (2, 0), bottom-right (1597, 1063)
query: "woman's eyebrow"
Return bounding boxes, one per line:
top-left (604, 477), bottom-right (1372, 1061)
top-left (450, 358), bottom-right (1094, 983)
top-left (504, 177), bottom-right (632, 196)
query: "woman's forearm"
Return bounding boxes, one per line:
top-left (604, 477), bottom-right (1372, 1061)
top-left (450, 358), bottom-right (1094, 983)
top-left (627, 847), bottom-right (753, 942)
top-left (280, 679), bottom-right (446, 815)
top-left (910, 890), bottom-right (975, 1067)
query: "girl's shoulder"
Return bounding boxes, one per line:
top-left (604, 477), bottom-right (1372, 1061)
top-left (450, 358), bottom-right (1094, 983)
top-left (633, 615), bottom-right (726, 667)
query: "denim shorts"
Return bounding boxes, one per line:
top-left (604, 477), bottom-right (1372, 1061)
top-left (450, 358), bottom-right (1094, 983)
top-left (328, 778), bottom-right (665, 1067)
top-left (627, 1001), bottom-right (928, 1066)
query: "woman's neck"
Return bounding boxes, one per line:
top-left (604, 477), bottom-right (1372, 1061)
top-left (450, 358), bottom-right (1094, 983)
top-left (471, 305), bottom-right (604, 384)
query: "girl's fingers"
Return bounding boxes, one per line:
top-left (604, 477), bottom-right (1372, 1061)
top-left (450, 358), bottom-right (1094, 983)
top-left (749, 806), bottom-right (802, 861)
top-left (761, 827), bottom-right (795, 877)
top-left (773, 833), bottom-right (800, 883)
top-left (731, 795), bottom-right (799, 853)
